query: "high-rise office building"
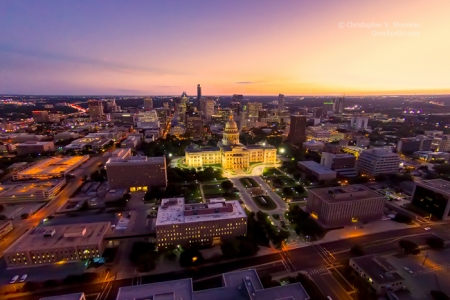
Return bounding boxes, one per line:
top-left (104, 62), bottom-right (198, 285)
top-left (288, 115), bottom-right (307, 145)
top-left (357, 148), bottom-right (400, 176)
top-left (231, 101), bottom-right (241, 116)
top-left (278, 94), bottom-right (285, 111)
top-left (88, 100), bottom-right (104, 121)
top-left (323, 101), bottom-right (335, 113)
top-left (186, 111), bottom-right (203, 140)
top-left (202, 98), bottom-right (215, 119)
top-left (334, 97), bottom-right (345, 113)
top-left (144, 97), bottom-right (153, 110)
top-left (196, 84), bottom-right (201, 110)
top-left (247, 102), bottom-right (262, 118)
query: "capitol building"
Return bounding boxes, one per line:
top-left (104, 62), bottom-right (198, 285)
top-left (185, 116), bottom-right (277, 170)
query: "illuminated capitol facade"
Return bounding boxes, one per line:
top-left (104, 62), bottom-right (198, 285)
top-left (185, 116), bottom-right (277, 170)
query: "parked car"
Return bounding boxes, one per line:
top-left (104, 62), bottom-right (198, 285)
top-left (19, 274), bottom-right (28, 283)
top-left (404, 267), bottom-right (413, 274)
top-left (9, 275), bottom-right (19, 284)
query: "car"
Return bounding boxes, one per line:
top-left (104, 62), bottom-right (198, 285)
top-left (403, 267), bottom-right (413, 274)
top-left (9, 275), bottom-right (19, 284)
top-left (327, 297), bottom-right (333, 300)
top-left (424, 227), bottom-right (431, 231)
top-left (19, 274), bottom-right (28, 283)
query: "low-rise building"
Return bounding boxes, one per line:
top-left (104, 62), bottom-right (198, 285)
top-left (121, 135), bottom-right (141, 149)
top-left (297, 160), bottom-right (336, 181)
top-left (156, 198), bottom-right (247, 248)
top-left (397, 136), bottom-right (432, 154)
top-left (413, 151), bottom-right (450, 162)
top-left (320, 152), bottom-right (358, 177)
top-left (302, 140), bottom-right (324, 152)
top-left (349, 255), bottom-right (405, 294)
top-left (106, 148), bottom-right (167, 190)
top-left (357, 148), bottom-right (400, 176)
top-left (16, 141), bottom-right (55, 155)
top-left (306, 184), bottom-right (385, 226)
top-left (12, 156), bottom-right (89, 181)
top-left (4, 222), bottom-right (111, 268)
top-left (40, 293), bottom-right (86, 300)
top-left (411, 179), bottom-right (450, 221)
top-left (0, 220), bottom-right (13, 239)
top-left (116, 269), bottom-right (310, 300)
top-left (0, 179), bottom-right (66, 203)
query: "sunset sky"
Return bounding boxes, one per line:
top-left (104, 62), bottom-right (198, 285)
top-left (0, 0), bottom-right (449, 96)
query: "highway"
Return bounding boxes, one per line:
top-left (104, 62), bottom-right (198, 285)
top-left (0, 154), bottom-right (110, 255)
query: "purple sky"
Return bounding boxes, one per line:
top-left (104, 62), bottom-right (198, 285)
top-left (1, 1), bottom-right (449, 95)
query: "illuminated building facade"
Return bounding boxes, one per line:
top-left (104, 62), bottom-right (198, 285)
top-left (185, 116), bottom-right (277, 170)
top-left (156, 198), bottom-right (247, 248)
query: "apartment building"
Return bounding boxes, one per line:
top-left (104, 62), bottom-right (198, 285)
top-left (411, 179), bottom-right (450, 221)
top-left (156, 198), bottom-right (247, 248)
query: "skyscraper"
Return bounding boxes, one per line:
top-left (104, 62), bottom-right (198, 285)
top-left (32, 111), bottom-right (50, 123)
top-left (288, 115), bottom-right (307, 145)
top-left (334, 97), bottom-right (345, 113)
top-left (88, 100), bottom-right (104, 121)
top-left (278, 94), bottom-right (285, 111)
top-left (248, 102), bottom-right (262, 118)
top-left (203, 98), bottom-right (215, 119)
top-left (144, 97), bottom-right (153, 110)
top-left (196, 84), bottom-right (202, 110)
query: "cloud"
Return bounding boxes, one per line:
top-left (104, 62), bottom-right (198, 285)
top-left (234, 81), bottom-right (265, 84)
top-left (0, 43), bottom-right (185, 76)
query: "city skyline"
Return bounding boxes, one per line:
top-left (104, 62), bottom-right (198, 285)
top-left (1, 1), bottom-right (450, 95)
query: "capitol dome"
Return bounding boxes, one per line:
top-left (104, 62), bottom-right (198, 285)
top-left (225, 115), bottom-right (238, 130)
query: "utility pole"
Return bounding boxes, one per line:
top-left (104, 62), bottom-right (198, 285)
top-left (422, 251), bottom-right (429, 267)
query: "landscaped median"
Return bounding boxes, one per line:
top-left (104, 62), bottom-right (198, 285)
top-left (239, 177), bottom-right (259, 188)
top-left (252, 195), bottom-right (277, 210)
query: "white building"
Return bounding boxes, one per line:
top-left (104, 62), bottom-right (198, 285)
top-left (156, 198), bottom-right (247, 248)
top-left (351, 116), bottom-right (369, 130)
top-left (357, 148), bottom-right (400, 176)
top-left (121, 136), bottom-right (141, 149)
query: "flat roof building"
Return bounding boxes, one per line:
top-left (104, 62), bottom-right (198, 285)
top-left (411, 179), bottom-right (450, 221)
top-left (106, 149), bottom-right (167, 191)
top-left (320, 152), bottom-right (358, 177)
top-left (40, 293), bottom-right (86, 300)
top-left (156, 198), bottom-right (247, 248)
top-left (16, 141), bottom-right (55, 155)
top-left (4, 222), bottom-right (111, 268)
top-left (349, 255), bottom-right (405, 294)
top-left (0, 220), bottom-right (13, 239)
top-left (306, 184), bottom-right (385, 226)
top-left (12, 156), bottom-right (89, 181)
top-left (116, 268), bottom-right (310, 300)
top-left (297, 160), bottom-right (336, 182)
top-left (357, 148), bottom-right (400, 176)
top-left (0, 179), bottom-right (66, 203)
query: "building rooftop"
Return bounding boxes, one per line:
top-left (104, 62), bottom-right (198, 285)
top-left (416, 179), bottom-right (450, 194)
top-left (0, 179), bottom-right (64, 198)
top-left (107, 155), bottom-right (165, 165)
top-left (40, 292), bottom-right (85, 300)
top-left (351, 255), bottom-right (404, 285)
top-left (116, 269), bottom-right (309, 300)
top-left (297, 161), bottom-right (336, 175)
top-left (309, 184), bottom-right (383, 203)
top-left (15, 156), bottom-right (89, 177)
top-left (16, 141), bottom-right (53, 146)
top-left (156, 198), bottom-right (246, 226)
top-left (360, 148), bottom-right (398, 157)
top-left (4, 222), bottom-right (110, 254)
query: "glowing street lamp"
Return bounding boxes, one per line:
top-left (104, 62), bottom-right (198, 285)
top-left (279, 148), bottom-right (285, 154)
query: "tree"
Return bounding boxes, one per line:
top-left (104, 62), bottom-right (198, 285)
top-left (221, 180), bottom-right (234, 191)
top-left (393, 214), bottom-right (412, 224)
top-left (350, 244), bottom-right (365, 257)
top-left (272, 178), bottom-right (284, 188)
top-left (179, 248), bottom-right (204, 267)
top-left (21, 213), bottom-right (29, 219)
top-left (427, 237), bottom-right (445, 250)
top-left (0, 204), bottom-right (4, 212)
top-left (399, 239), bottom-right (420, 255)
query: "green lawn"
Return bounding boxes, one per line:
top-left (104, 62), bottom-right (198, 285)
top-left (202, 184), bottom-right (224, 195)
top-left (263, 168), bottom-right (284, 177)
top-left (252, 195), bottom-right (277, 210)
top-left (184, 186), bottom-right (202, 203)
